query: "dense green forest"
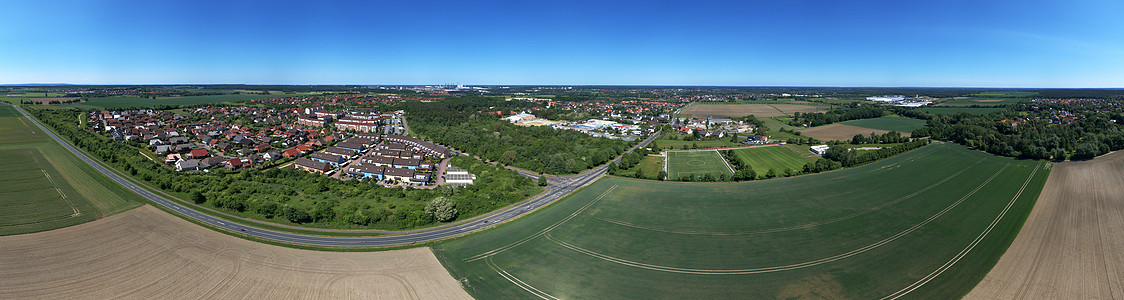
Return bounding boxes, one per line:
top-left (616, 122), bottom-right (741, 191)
top-left (400, 98), bottom-right (635, 174)
top-left (909, 105), bottom-right (1124, 160)
top-left (30, 108), bottom-right (541, 230)
top-left (791, 104), bottom-right (886, 127)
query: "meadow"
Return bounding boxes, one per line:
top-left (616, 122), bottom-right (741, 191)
top-left (665, 150), bottom-right (734, 180)
top-left (0, 105), bottom-right (143, 235)
top-left (840, 116), bottom-right (928, 133)
top-left (432, 143), bottom-right (1050, 299)
top-left (728, 145), bottom-right (814, 173)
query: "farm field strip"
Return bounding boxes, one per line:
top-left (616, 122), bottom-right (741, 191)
top-left (800, 123), bottom-right (905, 141)
top-left (840, 116), bottom-right (927, 133)
top-left (0, 205), bottom-right (471, 299)
top-left (0, 104), bottom-right (143, 235)
top-left (433, 143), bottom-right (1051, 299)
top-left (544, 163), bottom-right (1011, 275)
top-left (886, 161), bottom-right (1042, 299)
top-left (680, 104), bottom-right (827, 119)
top-left (967, 152), bottom-right (1124, 299)
top-left (463, 184), bottom-right (619, 262)
top-left (487, 258), bottom-right (558, 300)
top-left (591, 156), bottom-right (985, 236)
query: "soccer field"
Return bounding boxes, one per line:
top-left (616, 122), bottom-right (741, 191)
top-left (665, 150), bottom-right (734, 180)
top-left (433, 143), bottom-right (1050, 299)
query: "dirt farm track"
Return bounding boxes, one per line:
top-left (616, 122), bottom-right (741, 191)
top-left (0, 205), bottom-right (470, 299)
top-left (967, 151), bottom-right (1124, 299)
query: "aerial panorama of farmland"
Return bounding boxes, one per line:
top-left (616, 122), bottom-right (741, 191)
top-left (4, 0), bottom-right (1124, 298)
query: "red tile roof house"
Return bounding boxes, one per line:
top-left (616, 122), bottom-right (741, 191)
top-left (189, 149), bottom-right (209, 159)
top-left (282, 148), bottom-right (301, 158)
top-left (226, 158), bottom-right (244, 169)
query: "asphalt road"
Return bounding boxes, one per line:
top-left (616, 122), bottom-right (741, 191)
top-left (12, 104), bottom-right (656, 247)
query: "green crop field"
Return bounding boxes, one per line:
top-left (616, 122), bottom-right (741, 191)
top-left (61, 94), bottom-right (292, 109)
top-left (971, 91), bottom-right (1038, 97)
top-left (936, 97), bottom-right (1024, 107)
top-left (729, 145), bottom-right (813, 173)
top-left (0, 105), bottom-right (21, 117)
top-left (919, 107), bottom-right (1005, 115)
top-left (432, 143), bottom-right (1050, 299)
top-left (0, 105), bottom-right (144, 235)
top-left (841, 116), bottom-right (928, 133)
top-left (665, 150), bottom-right (734, 180)
top-left (0, 149), bottom-right (98, 235)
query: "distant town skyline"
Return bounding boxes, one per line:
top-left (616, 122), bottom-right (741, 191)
top-left (1, 0), bottom-right (1121, 87)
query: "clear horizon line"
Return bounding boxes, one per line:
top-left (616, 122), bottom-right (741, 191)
top-left (3, 83), bottom-right (1123, 89)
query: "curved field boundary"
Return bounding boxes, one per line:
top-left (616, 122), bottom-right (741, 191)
top-left (544, 164), bottom-right (1009, 275)
top-left (967, 152), bottom-right (1124, 299)
top-left (592, 157), bottom-right (986, 236)
top-left (463, 184), bottom-right (619, 262)
top-left (882, 162), bottom-right (1041, 299)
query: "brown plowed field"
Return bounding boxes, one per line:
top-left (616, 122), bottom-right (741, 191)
top-left (681, 104), bottom-right (826, 118)
top-left (799, 123), bottom-right (906, 141)
top-left (966, 152), bottom-right (1124, 299)
top-left (0, 205), bottom-right (470, 300)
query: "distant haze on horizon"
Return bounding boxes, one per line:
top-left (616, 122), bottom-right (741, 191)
top-left (1, 0), bottom-right (1121, 88)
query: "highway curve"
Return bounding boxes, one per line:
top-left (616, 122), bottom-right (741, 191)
top-left (10, 104), bottom-right (654, 247)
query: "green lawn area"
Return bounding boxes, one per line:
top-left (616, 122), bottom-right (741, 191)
top-left (841, 116), bottom-right (928, 132)
top-left (0, 105), bottom-right (144, 235)
top-left (612, 155), bottom-right (665, 179)
top-left (729, 145), bottom-right (814, 173)
top-left (665, 150), bottom-right (733, 180)
top-left (432, 143), bottom-right (1050, 299)
top-left (919, 107), bottom-right (1005, 115)
top-left (61, 94), bottom-right (296, 109)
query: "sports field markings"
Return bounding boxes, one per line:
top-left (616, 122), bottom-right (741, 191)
top-left (882, 162), bottom-right (1042, 299)
top-left (666, 150), bottom-right (733, 179)
top-left (594, 157), bottom-right (986, 236)
top-left (545, 164), bottom-right (1010, 275)
top-left (487, 258), bottom-right (559, 300)
top-left (463, 184), bottom-right (619, 262)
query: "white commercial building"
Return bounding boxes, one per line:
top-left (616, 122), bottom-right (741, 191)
top-left (810, 145), bottom-right (830, 155)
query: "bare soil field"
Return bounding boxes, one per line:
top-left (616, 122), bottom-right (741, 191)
top-left (966, 152), bottom-right (1124, 299)
top-left (0, 205), bottom-right (470, 300)
top-left (682, 104), bottom-right (826, 118)
top-left (799, 123), bottom-right (907, 141)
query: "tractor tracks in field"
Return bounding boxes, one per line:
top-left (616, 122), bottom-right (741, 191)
top-left (544, 163), bottom-right (1011, 275)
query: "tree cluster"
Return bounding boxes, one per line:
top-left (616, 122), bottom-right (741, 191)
top-left (792, 105), bottom-right (886, 127)
top-left (402, 99), bottom-right (633, 175)
top-left (914, 110), bottom-right (1124, 161)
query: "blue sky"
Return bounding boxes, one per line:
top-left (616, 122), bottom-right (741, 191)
top-left (1, 0), bottom-right (1121, 87)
